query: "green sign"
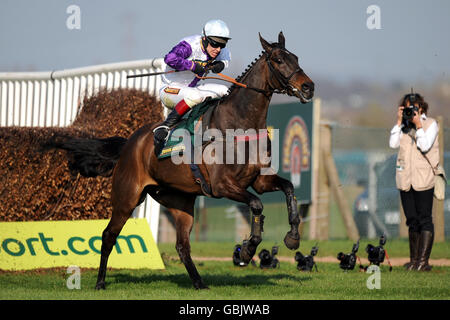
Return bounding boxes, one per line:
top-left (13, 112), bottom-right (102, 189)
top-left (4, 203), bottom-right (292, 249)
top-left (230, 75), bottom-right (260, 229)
top-left (205, 100), bottom-right (314, 207)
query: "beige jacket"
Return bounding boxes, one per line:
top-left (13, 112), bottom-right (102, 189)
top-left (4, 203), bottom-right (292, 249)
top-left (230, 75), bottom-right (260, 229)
top-left (393, 116), bottom-right (439, 191)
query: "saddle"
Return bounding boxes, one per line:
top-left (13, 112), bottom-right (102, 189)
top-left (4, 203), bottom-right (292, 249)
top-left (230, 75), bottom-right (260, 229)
top-left (157, 97), bottom-right (219, 159)
top-left (157, 97), bottom-right (220, 197)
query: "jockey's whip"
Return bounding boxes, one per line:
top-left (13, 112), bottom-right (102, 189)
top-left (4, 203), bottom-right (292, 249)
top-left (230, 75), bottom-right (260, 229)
top-left (126, 61), bottom-right (214, 79)
top-left (126, 70), bottom-right (268, 95)
top-left (126, 70), bottom-right (184, 79)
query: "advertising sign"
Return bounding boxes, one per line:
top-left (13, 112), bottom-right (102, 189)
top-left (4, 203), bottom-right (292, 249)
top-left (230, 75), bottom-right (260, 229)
top-left (0, 219), bottom-right (164, 270)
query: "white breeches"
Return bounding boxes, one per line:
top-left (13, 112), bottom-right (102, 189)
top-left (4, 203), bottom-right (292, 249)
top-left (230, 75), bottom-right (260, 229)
top-left (159, 83), bottom-right (229, 109)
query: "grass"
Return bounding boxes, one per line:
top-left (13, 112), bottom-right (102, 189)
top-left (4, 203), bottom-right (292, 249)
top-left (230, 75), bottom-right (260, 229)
top-left (0, 262), bottom-right (449, 300)
top-left (0, 240), bottom-right (449, 300)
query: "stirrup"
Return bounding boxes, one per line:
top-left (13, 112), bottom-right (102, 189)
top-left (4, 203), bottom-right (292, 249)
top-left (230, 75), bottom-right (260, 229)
top-left (153, 125), bottom-right (170, 133)
top-left (153, 125), bottom-right (170, 142)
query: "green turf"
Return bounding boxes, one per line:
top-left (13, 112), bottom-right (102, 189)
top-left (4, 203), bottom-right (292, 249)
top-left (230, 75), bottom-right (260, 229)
top-left (0, 261), bottom-right (448, 300)
top-left (0, 240), bottom-right (449, 300)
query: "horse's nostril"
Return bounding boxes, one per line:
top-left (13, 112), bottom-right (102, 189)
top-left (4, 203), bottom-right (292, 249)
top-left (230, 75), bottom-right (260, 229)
top-left (302, 82), bottom-right (314, 92)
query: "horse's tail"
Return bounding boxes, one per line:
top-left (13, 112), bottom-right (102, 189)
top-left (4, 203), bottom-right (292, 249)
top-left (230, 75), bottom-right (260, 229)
top-left (43, 135), bottom-right (128, 178)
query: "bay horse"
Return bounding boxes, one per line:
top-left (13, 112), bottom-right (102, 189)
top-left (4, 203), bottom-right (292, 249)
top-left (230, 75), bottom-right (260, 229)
top-left (53, 32), bottom-right (314, 289)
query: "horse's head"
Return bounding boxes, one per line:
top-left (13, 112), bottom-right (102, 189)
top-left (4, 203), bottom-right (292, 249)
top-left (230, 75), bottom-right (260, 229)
top-left (259, 32), bottom-right (314, 103)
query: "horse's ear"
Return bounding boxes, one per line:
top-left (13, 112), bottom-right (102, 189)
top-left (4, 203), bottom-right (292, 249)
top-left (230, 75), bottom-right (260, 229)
top-left (278, 31), bottom-right (285, 48)
top-left (259, 33), bottom-right (272, 54)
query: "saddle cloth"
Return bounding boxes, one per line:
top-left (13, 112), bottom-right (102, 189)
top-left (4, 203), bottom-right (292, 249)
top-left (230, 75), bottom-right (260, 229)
top-left (157, 98), bottom-right (220, 159)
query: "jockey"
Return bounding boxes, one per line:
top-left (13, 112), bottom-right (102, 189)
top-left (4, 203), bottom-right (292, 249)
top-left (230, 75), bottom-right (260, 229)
top-left (153, 19), bottom-right (231, 151)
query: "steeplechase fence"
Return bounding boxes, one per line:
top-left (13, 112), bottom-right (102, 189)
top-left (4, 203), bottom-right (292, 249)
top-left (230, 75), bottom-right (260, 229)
top-left (0, 58), bottom-right (166, 241)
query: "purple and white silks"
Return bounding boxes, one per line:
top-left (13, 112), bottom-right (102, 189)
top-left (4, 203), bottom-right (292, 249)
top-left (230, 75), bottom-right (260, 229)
top-left (162, 34), bottom-right (231, 88)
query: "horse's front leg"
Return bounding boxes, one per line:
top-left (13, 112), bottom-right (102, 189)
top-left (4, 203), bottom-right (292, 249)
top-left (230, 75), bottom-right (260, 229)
top-left (252, 174), bottom-right (300, 250)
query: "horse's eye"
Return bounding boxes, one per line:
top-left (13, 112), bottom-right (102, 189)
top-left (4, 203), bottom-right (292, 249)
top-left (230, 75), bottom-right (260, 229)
top-left (274, 58), bottom-right (283, 64)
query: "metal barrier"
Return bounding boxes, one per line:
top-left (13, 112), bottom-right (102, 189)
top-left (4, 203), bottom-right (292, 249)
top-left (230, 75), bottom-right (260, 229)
top-left (0, 58), bottom-right (165, 241)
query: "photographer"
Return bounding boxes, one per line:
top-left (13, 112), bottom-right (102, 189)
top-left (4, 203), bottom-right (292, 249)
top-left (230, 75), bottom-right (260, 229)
top-left (389, 92), bottom-right (439, 271)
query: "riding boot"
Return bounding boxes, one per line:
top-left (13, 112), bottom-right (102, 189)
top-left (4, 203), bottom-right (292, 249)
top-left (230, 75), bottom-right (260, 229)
top-left (404, 231), bottom-right (420, 270)
top-left (153, 99), bottom-right (191, 155)
top-left (414, 230), bottom-right (434, 271)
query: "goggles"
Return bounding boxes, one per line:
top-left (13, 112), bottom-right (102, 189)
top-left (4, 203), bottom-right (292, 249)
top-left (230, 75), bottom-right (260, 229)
top-left (207, 37), bottom-right (226, 49)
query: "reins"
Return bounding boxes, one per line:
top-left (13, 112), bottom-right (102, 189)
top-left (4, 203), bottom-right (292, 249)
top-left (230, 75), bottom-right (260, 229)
top-left (194, 73), bottom-right (271, 97)
top-left (127, 50), bottom-right (302, 98)
top-left (196, 49), bottom-right (302, 97)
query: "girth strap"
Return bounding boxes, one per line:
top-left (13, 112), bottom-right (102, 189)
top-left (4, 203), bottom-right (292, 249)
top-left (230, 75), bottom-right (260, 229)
top-left (189, 163), bottom-right (212, 197)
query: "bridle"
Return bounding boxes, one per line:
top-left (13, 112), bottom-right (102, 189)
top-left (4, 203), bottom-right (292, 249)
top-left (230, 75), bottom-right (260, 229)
top-left (264, 49), bottom-right (302, 96)
top-left (195, 49), bottom-right (303, 98)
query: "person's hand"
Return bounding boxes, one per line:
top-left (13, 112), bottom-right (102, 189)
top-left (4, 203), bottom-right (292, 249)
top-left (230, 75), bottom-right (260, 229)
top-left (192, 62), bottom-right (206, 75)
top-left (412, 110), bottom-right (422, 129)
top-left (207, 61), bottom-right (225, 74)
top-left (397, 106), bottom-right (404, 126)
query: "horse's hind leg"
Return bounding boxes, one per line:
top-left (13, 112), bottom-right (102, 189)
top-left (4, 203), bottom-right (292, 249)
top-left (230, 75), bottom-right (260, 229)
top-left (149, 188), bottom-right (205, 289)
top-left (95, 207), bottom-right (134, 290)
top-left (95, 184), bottom-right (144, 290)
top-left (252, 174), bottom-right (300, 250)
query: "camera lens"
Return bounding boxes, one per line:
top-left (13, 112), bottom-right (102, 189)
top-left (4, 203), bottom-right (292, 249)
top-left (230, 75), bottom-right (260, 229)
top-left (259, 249), bottom-right (270, 260)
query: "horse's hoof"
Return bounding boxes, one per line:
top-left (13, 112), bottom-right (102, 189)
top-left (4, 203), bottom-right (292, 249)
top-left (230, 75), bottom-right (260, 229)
top-left (284, 232), bottom-right (300, 250)
top-left (194, 282), bottom-right (209, 290)
top-left (95, 282), bottom-right (106, 290)
top-left (239, 245), bottom-right (255, 264)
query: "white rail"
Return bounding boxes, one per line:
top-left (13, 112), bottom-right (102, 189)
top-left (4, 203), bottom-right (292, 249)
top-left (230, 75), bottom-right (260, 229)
top-left (0, 58), bottom-right (165, 127)
top-left (0, 59), bottom-right (166, 242)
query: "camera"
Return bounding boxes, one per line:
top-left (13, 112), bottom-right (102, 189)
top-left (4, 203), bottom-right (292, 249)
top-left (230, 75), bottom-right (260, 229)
top-left (337, 240), bottom-right (360, 271)
top-left (295, 244), bottom-right (319, 272)
top-left (258, 246), bottom-right (280, 269)
top-left (232, 244), bottom-right (256, 267)
top-left (365, 235), bottom-right (386, 266)
top-left (365, 235), bottom-right (392, 271)
top-left (401, 90), bottom-right (419, 133)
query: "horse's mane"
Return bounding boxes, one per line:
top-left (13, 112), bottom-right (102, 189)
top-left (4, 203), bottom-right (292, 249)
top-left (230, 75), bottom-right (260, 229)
top-left (219, 51), bottom-right (266, 102)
